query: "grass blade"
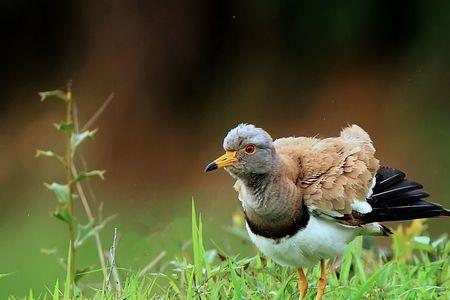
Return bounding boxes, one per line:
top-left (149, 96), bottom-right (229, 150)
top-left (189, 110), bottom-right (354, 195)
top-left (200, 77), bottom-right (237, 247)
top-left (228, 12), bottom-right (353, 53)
top-left (353, 262), bottom-right (392, 299)
top-left (64, 241), bottom-right (72, 300)
top-left (340, 241), bottom-right (353, 285)
top-left (191, 199), bottom-right (203, 285)
top-left (52, 280), bottom-right (59, 300)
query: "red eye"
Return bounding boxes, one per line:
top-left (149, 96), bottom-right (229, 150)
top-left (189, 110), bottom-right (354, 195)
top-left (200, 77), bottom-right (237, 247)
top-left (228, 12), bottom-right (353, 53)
top-left (244, 144), bottom-right (256, 154)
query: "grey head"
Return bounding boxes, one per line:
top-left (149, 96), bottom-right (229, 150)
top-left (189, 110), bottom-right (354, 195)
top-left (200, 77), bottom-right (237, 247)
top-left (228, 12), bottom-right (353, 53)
top-left (205, 124), bottom-right (277, 178)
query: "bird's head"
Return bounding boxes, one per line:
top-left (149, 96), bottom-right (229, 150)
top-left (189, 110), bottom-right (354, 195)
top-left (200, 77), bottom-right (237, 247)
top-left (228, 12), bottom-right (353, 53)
top-left (205, 124), bottom-right (276, 177)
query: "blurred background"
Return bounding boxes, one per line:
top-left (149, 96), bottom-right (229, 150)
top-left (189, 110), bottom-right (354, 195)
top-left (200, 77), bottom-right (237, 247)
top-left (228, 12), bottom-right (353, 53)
top-left (1, 0), bottom-right (450, 297)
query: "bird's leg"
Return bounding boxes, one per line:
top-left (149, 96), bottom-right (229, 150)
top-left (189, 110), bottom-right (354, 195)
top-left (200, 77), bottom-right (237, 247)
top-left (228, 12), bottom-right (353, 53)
top-left (297, 268), bottom-right (308, 299)
top-left (315, 259), bottom-right (328, 300)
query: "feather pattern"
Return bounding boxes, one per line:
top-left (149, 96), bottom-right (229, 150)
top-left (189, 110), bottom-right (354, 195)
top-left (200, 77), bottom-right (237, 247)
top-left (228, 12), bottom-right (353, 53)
top-left (362, 167), bottom-right (450, 223)
top-left (214, 123), bottom-right (449, 269)
top-left (222, 124), bottom-right (449, 240)
top-left (337, 167), bottom-right (449, 227)
top-left (274, 124), bottom-right (379, 214)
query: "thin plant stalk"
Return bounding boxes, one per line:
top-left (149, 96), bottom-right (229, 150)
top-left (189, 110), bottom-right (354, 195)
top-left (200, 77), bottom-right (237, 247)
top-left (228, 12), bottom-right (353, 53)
top-left (72, 165), bottom-right (107, 279)
top-left (72, 98), bottom-right (108, 279)
top-left (65, 83), bottom-right (76, 291)
top-left (71, 93), bottom-right (114, 283)
top-left (39, 84), bottom-right (112, 294)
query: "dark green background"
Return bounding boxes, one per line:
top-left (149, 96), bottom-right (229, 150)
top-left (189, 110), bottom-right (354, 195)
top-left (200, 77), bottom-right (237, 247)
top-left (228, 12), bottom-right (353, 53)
top-left (1, 1), bottom-right (449, 297)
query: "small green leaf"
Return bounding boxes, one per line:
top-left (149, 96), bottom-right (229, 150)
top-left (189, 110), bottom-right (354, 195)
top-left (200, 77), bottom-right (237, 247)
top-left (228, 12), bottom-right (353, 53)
top-left (40, 248), bottom-right (57, 255)
top-left (44, 182), bottom-right (69, 204)
top-left (75, 265), bottom-right (93, 283)
top-left (54, 206), bottom-right (72, 224)
top-left (35, 149), bottom-right (65, 165)
top-left (414, 236), bottom-right (431, 245)
top-left (431, 236), bottom-right (447, 248)
top-left (413, 236), bottom-right (433, 252)
top-left (54, 122), bottom-right (74, 132)
top-left (75, 220), bottom-right (95, 248)
top-left (73, 170), bottom-right (105, 184)
top-left (39, 90), bottom-right (67, 102)
top-left (74, 214), bottom-right (116, 249)
top-left (0, 273), bottom-right (13, 280)
top-left (71, 129), bottom-right (98, 150)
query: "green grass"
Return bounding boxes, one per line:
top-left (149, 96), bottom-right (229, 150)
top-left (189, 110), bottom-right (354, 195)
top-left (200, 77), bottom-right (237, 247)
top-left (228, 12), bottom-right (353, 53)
top-left (5, 202), bottom-right (450, 299)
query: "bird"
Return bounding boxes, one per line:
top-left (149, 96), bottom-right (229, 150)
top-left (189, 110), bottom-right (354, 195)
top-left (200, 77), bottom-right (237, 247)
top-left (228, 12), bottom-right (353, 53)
top-left (205, 123), bottom-right (450, 300)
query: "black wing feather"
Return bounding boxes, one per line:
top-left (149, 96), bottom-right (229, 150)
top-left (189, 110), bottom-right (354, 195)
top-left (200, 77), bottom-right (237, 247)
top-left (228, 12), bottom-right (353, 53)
top-left (364, 167), bottom-right (449, 224)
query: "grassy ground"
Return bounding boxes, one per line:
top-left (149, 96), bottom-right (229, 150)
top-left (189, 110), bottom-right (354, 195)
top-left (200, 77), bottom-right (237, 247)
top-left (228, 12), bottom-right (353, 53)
top-left (6, 202), bottom-right (449, 300)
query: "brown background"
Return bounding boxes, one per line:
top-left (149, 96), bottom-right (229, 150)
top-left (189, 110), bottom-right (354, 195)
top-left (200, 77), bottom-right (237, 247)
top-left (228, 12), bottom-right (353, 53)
top-left (0, 1), bottom-right (450, 295)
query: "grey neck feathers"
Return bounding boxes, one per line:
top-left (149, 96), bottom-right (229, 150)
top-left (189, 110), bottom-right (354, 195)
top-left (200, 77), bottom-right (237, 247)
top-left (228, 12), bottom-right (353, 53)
top-left (242, 173), bottom-right (299, 219)
top-left (243, 173), bottom-right (270, 205)
top-left (239, 162), bottom-right (304, 237)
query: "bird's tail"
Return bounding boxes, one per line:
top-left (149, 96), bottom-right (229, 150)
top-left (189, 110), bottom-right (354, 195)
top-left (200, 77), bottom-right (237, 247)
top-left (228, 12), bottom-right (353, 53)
top-left (364, 167), bottom-right (450, 223)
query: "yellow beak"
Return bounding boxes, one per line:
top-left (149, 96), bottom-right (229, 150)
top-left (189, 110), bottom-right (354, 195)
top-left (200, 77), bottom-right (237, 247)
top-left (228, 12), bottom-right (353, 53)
top-left (205, 151), bottom-right (238, 172)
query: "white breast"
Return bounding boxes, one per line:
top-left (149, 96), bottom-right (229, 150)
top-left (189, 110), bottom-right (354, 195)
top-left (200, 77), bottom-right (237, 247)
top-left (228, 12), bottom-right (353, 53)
top-left (246, 215), bottom-right (359, 268)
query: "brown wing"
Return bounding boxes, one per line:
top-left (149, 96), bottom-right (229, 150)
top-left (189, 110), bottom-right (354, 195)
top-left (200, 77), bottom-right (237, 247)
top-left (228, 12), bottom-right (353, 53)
top-left (275, 125), bottom-right (379, 214)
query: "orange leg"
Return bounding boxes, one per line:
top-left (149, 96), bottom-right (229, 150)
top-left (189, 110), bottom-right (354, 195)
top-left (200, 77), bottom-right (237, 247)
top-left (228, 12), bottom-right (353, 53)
top-left (315, 260), bottom-right (328, 300)
top-left (297, 268), bottom-right (308, 299)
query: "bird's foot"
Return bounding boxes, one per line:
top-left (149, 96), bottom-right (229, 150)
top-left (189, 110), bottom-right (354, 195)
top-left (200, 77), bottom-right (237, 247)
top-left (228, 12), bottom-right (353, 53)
top-left (314, 259), bottom-right (328, 300)
top-left (314, 276), bottom-right (327, 300)
top-left (297, 268), bottom-right (308, 299)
